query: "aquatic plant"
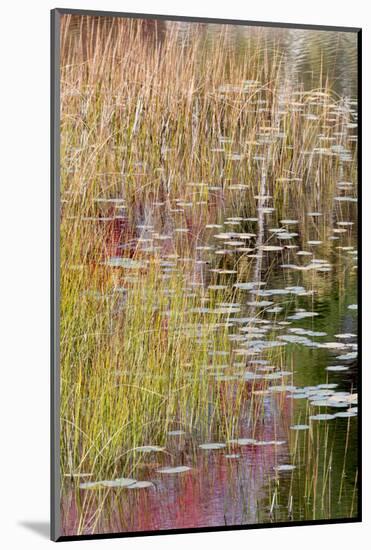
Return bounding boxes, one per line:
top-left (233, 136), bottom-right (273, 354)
top-left (59, 15), bottom-right (358, 535)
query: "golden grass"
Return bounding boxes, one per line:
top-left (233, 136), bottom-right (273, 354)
top-left (59, 15), bottom-right (358, 532)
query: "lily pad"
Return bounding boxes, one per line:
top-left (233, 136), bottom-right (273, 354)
top-left (134, 446), bottom-right (165, 453)
top-left (105, 257), bottom-right (146, 269)
top-left (290, 424), bottom-right (310, 430)
top-left (274, 465), bottom-right (296, 472)
top-left (102, 478), bottom-right (137, 488)
top-left (254, 440), bottom-right (285, 446)
top-left (156, 466), bottom-right (192, 474)
top-left (80, 478), bottom-right (137, 489)
top-left (309, 414), bottom-right (336, 421)
top-left (326, 365), bottom-right (349, 372)
top-left (230, 438), bottom-right (257, 446)
top-left (199, 443), bottom-right (226, 450)
top-left (258, 245), bottom-right (284, 251)
top-left (336, 352), bottom-right (357, 361)
top-left (334, 411), bottom-right (357, 418)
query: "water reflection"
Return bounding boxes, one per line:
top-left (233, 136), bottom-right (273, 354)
top-left (64, 15), bottom-right (358, 97)
top-left (60, 15), bottom-right (358, 537)
top-left (61, 174), bottom-right (358, 534)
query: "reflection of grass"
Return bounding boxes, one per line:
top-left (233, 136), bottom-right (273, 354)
top-left (59, 15), bottom-right (357, 533)
top-left (261, 415), bottom-right (358, 525)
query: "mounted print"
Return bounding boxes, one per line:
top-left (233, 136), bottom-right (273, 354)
top-left (51, 8), bottom-right (361, 541)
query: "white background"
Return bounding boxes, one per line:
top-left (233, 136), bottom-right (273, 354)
top-left (0, 0), bottom-right (368, 548)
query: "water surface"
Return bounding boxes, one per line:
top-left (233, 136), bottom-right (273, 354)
top-left (60, 16), bottom-right (358, 536)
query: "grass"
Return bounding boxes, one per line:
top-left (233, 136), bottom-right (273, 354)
top-left (59, 15), bottom-right (358, 535)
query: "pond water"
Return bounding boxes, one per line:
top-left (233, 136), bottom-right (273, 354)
top-left (60, 16), bottom-right (358, 537)
top-left (188, 24), bottom-right (358, 97)
top-left (62, 187), bottom-right (358, 534)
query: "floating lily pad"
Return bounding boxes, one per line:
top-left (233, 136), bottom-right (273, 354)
top-left (234, 282), bottom-right (265, 290)
top-left (274, 465), bottom-right (296, 472)
top-left (105, 257), bottom-right (146, 269)
top-left (288, 311), bottom-right (319, 320)
top-left (326, 365), bottom-right (349, 372)
top-left (230, 438), bottom-right (257, 446)
top-left (309, 414), bottom-right (336, 421)
top-left (80, 478), bottom-right (137, 489)
top-left (134, 446), bottom-right (165, 453)
top-left (64, 472), bottom-right (93, 478)
top-left (336, 352), bottom-right (357, 361)
top-left (156, 466), bottom-right (192, 474)
top-left (289, 328), bottom-right (327, 337)
top-left (258, 245), bottom-right (284, 251)
top-left (102, 478), bottom-right (137, 488)
top-left (199, 443), bottom-right (226, 450)
top-left (266, 306), bottom-right (283, 313)
top-left (319, 342), bottom-right (346, 349)
top-left (290, 424), bottom-right (310, 430)
top-left (334, 411), bottom-right (357, 418)
top-left (254, 440), bottom-right (285, 446)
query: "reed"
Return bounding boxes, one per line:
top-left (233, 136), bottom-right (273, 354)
top-left (59, 15), bottom-right (358, 535)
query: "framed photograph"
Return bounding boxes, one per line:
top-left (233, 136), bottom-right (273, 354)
top-left (51, 8), bottom-right (361, 541)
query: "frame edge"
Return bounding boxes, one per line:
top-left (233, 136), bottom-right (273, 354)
top-left (51, 7), bottom-right (61, 543)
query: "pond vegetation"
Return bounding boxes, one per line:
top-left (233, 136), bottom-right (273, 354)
top-left (59, 15), bottom-right (358, 536)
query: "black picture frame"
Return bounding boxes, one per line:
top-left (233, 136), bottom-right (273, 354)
top-left (51, 8), bottom-right (362, 542)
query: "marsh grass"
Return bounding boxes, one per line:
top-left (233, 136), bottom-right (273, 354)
top-left (59, 15), bottom-right (358, 534)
